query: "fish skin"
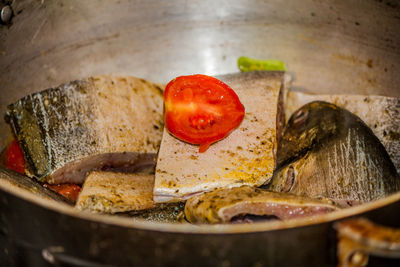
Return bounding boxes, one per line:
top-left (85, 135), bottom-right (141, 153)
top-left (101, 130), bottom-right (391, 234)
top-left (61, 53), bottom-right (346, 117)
top-left (5, 75), bottom-right (164, 184)
top-left (184, 185), bottom-right (339, 224)
top-left (154, 71), bottom-right (291, 203)
top-left (123, 202), bottom-right (186, 223)
top-left (268, 101), bottom-right (400, 204)
top-left (285, 91), bottom-right (400, 174)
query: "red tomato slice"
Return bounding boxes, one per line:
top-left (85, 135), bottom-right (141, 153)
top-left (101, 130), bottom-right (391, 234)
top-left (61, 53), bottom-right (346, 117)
top-left (43, 183), bottom-right (82, 201)
top-left (3, 139), bottom-right (25, 174)
top-left (164, 74), bottom-right (245, 152)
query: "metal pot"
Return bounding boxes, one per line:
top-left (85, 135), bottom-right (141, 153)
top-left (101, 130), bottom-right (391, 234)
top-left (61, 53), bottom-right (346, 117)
top-left (0, 0), bottom-right (399, 266)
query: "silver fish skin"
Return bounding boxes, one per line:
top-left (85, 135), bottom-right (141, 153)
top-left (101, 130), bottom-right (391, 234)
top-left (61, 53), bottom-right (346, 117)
top-left (268, 101), bottom-right (400, 205)
top-left (5, 75), bottom-right (164, 184)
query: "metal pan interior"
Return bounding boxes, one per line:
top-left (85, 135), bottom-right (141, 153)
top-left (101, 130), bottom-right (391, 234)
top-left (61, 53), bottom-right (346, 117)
top-left (0, 0), bottom-right (399, 233)
top-left (1, 176), bottom-right (400, 234)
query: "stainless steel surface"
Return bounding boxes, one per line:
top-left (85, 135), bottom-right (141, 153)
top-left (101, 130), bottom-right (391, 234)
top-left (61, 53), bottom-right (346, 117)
top-left (0, 4), bottom-right (12, 24)
top-left (0, 1), bottom-right (400, 265)
top-left (1, 0), bottom-right (400, 150)
top-left (335, 218), bottom-right (400, 267)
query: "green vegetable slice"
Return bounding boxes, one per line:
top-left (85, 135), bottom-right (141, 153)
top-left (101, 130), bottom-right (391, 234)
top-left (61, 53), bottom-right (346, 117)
top-left (238, 56), bottom-right (286, 72)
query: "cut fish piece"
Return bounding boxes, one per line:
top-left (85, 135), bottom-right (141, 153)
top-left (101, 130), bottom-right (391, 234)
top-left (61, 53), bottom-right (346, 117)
top-left (184, 186), bottom-right (340, 224)
top-left (154, 71), bottom-right (292, 203)
top-left (5, 75), bottom-right (164, 184)
top-left (269, 101), bottom-right (400, 204)
top-left (76, 172), bottom-right (155, 213)
top-left (285, 91), bottom-right (400, 173)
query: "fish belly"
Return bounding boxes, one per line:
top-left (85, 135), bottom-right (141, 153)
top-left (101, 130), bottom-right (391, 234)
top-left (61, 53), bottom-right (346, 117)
top-left (184, 186), bottom-right (339, 224)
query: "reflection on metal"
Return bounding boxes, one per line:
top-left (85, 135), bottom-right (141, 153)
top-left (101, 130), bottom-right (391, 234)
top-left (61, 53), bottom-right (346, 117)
top-left (1, 0), bottom-right (400, 150)
top-left (335, 218), bottom-right (400, 267)
top-left (42, 245), bottom-right (113, 267)
top-left (0, 2), bottom-right (12, 24)
top-left (0, 0), bottom-right (399, 265)
top-left (0, 166), bottom-right (73, 205)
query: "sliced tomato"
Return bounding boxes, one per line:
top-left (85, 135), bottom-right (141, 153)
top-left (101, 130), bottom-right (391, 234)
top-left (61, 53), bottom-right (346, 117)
top-left (43, 183), bottom-right (82, 201)
top-left (3, 139), bottom-right (25, 174)
top-left (164, 74), bottom-right (245, 152)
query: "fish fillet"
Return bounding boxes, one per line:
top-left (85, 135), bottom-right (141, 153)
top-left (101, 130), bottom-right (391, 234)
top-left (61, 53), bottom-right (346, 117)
top-left (76, 172), bottom-right (155, 213)
top-left (154, 71), bottom-right (292, 203)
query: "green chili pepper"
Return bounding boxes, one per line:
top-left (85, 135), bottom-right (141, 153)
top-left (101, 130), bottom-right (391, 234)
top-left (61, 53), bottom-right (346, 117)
top-left (237, 56), bottom-right (286, 72)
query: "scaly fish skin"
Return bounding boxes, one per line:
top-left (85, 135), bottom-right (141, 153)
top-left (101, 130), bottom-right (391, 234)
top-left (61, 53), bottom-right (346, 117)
top-left (285, 91), bottom-right (400, 174)
top-left (5, 75), bottom-right (164, 184)
top-left (268, 101), bottom-right (400, 204)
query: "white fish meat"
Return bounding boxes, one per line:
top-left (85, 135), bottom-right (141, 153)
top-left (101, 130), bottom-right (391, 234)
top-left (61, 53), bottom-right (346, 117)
top-left (76, 172), bottom-right (155, 213)
top-left (154, 71), bottom-right (292, 203)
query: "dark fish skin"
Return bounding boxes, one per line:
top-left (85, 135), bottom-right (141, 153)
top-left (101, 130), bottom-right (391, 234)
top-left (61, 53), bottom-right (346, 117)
top-left (122, 202), bottom-right (186, 223)
top-left (5, 80), bottom-right (95, 180)
top-left (267, 101), bottom-right (400, 204)
top-left (285, 92), bottom-right (400, 174)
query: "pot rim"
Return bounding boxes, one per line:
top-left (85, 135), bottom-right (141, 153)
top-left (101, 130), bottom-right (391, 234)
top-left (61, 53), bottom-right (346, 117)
top-left (1, 177), bottom-right (399, 234)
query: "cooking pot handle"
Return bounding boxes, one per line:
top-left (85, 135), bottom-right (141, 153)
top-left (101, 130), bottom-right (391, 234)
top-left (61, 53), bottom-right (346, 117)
top-left (334, 218), bottom-right (400, 267)
top-left (42, 245), bottom-right (113, 267)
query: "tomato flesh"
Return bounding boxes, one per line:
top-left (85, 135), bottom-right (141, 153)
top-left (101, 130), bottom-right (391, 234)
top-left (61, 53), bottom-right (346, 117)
top-left (43, 183), bottom-right (82, 201)
top-left (3, 139), bottom-right (25, 174)
top-left (164, 74), bottom-right (245, 152)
